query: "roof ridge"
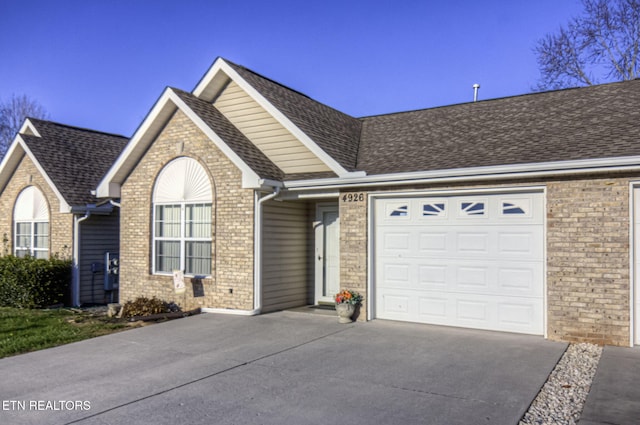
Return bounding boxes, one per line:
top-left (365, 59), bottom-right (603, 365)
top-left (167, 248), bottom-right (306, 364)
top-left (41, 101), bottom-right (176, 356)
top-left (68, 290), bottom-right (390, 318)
top-left (27, 117), bottom-right (129, 139)
top-left (221, 59), bottom-right (315, 101)
top-left (222, 59), bottom-right (359, 121)
top-left (358, 78), bottom-right (640, 120)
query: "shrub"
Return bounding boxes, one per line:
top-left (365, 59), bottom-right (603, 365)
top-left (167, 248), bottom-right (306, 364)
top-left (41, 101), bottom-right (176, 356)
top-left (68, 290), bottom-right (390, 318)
top-left (0, 255), bottom-right (72, 308)
top-left (120, 297), bottom-right (180, 318)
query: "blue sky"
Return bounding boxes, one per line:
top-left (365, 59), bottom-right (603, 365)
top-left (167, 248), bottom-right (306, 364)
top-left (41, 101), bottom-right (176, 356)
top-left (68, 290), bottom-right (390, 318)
top-left (0, 0), bottom-right (585, 137)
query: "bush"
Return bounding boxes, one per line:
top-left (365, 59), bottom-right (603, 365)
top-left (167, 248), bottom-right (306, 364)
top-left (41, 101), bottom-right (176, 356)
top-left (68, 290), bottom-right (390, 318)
top-left (120, 297), bottom-right (180, 318)
top-left (0, 255), bottom-right (72, 308)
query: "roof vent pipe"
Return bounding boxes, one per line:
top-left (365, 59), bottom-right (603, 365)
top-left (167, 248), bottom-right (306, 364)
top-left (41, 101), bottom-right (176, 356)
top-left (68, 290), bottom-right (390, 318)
top-left (473, 83), bottom-right (480, 102)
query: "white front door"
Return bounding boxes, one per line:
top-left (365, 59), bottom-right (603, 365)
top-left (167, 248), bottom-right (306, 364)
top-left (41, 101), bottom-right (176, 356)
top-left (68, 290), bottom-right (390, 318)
top-left (315, 204), bottom-right (340, 304)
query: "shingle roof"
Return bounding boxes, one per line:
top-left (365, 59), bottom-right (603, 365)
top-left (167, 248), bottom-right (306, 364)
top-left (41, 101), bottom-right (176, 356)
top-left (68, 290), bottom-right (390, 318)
top-left (225, 60), bottom-right (362, 172)
top-left (357, 79), bottom-right (640, 175)
top-left (172, 88), bottom-right (285, 181)
top-left (220, 61), bottom-right (640, 180)
top-left (22, 119), bottom-right (128, 206)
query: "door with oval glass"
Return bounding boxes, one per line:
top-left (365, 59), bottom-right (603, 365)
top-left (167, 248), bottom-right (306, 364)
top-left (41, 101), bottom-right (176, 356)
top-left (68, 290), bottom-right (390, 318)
top-left (315, 204), bottom-right (340, 304)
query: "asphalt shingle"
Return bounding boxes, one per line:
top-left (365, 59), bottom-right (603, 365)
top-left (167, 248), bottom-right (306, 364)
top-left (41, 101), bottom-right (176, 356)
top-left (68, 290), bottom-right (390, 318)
top-left (357, 80), bottom-right (640, 175)
top-left (172, 88), bottom-right (285, 181)
top-left (22, 119), bottom-right (128, 206)
top-left (225, 60), bottom-right (362, 172)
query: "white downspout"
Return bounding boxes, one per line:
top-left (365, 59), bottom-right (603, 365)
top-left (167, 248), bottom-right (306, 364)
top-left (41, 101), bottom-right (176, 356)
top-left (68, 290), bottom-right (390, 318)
top-left (72, 211), bottom-right (91, 306)
top-left (253, 187), bottom-right (281, 313)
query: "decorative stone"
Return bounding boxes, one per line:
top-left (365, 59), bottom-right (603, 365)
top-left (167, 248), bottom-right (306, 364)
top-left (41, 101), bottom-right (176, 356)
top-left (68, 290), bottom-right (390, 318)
top-left (107, 303), bottom-right (121, 318)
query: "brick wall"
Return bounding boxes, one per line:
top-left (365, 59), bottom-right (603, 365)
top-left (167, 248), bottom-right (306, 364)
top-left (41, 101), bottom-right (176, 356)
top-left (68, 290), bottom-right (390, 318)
top-left (0, 155), bottom-right (72, 258)
top-left (119, 110), bottom-right (255, 311)
top-left (339, 191), bottom-right (368, 320)
top-left (547, 177), bottom-right (630, 346)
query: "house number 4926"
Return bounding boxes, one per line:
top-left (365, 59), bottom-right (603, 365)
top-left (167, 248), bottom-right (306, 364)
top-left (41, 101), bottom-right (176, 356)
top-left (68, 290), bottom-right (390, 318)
top-left (342, 193), bottom-right (365, 202)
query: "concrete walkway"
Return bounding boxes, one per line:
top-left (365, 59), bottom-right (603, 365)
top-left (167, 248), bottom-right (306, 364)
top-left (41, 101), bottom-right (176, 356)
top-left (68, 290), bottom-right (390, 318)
top-left (579, 346), bottom-right (640, 425)
top-left (0, 311), bottom-right (566, 425)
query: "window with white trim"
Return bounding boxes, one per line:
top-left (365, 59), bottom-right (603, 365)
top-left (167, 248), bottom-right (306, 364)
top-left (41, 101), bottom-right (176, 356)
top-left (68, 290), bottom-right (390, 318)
top-left (13, 186), bottom-right (49, 259)
top-left (152, 158), bottom-right (212, 276)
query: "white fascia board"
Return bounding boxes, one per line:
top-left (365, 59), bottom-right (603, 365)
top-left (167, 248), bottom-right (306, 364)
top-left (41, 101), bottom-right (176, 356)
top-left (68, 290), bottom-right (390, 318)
top-left (0, 136), bottom-right (24, 191)
top-left (168, 90), bottom-right (262, 189)
top-left (192, 57), bottom-right (229, 101)
top-left (17, 137), bottom-right (71, 213)
top-left (18, 119), bottom-right (40, 137)
top-left (283, 156), bottom-right (640, 191)
top-left (96, 88), bottom-right (178, 198)
top-left (195, 59), bottom-right (353, 178)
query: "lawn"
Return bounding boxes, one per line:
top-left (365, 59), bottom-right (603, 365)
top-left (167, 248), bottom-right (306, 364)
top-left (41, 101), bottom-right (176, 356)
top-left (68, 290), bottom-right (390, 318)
top-left (0, 307), bottom-right (130, 358)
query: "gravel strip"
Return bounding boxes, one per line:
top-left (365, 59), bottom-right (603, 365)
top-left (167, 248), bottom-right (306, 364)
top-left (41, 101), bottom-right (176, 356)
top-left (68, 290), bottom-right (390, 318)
top-left (519, 343), bottom-right (603, 425)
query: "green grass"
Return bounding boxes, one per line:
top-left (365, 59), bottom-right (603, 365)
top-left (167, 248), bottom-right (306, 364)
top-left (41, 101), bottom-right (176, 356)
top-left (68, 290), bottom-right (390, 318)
top-left (0, 307), bottom-right (129, 358)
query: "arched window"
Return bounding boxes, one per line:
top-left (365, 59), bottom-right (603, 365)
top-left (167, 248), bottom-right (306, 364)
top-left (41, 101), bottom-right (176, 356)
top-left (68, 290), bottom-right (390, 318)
top-left (14, 186), bottom-right (49, 258)
top-left (152, 157), bottom-right (213, 276)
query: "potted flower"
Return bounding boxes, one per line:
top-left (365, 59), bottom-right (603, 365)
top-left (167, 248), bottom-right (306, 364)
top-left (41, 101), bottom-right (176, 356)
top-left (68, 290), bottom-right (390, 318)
top-left (334, 289), bottom-right (363, 323)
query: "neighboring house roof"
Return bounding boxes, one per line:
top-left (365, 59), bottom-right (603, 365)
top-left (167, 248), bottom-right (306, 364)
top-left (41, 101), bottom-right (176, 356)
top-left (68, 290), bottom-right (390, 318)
top-left (357, 79), bottom-right (640, 175)
top-left (0, 118), bottom-right (128, 211)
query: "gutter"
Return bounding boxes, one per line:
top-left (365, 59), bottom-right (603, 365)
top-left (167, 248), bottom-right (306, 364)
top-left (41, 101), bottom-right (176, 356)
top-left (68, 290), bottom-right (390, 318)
top-left (282, 156), bottom-right (640, 191)
top-left (72, 211), bottom-right (91, 306)
top-left (252, 187), bottom-right (281, 314)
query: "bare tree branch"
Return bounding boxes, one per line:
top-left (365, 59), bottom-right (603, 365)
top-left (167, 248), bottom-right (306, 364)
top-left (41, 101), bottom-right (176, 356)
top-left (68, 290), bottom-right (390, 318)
top-left (534, 0), bottom-right (640, 90)
top-left (0, 94), bottom-right (49, 158)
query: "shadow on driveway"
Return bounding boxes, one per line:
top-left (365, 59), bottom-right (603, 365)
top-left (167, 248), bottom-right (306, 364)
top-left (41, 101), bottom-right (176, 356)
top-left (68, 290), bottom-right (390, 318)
top-left (0, 311), bottom-right (566, 425)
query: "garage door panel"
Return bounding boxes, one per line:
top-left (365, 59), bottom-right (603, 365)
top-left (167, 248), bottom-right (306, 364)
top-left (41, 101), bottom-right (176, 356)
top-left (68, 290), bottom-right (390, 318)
top-left (418, 232), bottom-right (448, 252)
top-left (382, 263), bottom-right (411, 284)
top-left (382, 232), bottom-right (411, 252)
top-left (457, 266), bottom-right (489, 290)
top-left (381, 228), bottom-right (542, 259)
top-left (374, 192), bottom-right (544, 335)
top-left (379, 259), bottom-right (542, 297)
top-left (418, 265), bottom-right (448, 288)
top-left (498, 301), bottom-right (538, 328)
top-left (376, 288), bottom-right (542, 333)
top-left (457, 232), bottom-right (490, 254)
top-left (498, 265), bottom-right (542, 296)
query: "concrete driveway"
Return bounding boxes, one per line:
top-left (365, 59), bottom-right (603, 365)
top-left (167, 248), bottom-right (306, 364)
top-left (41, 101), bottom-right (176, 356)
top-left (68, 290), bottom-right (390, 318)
top-left (0, 311), bottom-right (566, 425)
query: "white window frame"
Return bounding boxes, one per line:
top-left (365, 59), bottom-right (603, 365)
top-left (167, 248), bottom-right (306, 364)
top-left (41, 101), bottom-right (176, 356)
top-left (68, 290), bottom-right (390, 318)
top-left (153, 202), bottom-right (212, 276)
top-left (14, 220), bottom-right (49, 258)
top-left (151, 157), bottom-right (213, 277)
top-left (13, 186), bottom-right (49, 259)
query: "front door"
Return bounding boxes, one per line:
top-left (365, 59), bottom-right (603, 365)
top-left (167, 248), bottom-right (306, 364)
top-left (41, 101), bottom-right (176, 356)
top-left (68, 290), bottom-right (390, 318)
top-left (315, 204), bottom-right (340, 304)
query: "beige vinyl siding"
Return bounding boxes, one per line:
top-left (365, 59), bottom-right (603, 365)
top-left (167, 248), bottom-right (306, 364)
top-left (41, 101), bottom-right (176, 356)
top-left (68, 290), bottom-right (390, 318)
top-left (78, 211), bottom-right (120, 305)
top-left (214, 81), bottom-right (331, 174)
top-left (261, 200), bottom-right (310, 312)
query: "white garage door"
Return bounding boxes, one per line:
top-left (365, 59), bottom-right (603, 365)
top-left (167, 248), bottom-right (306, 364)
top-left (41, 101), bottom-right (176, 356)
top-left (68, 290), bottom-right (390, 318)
top-left (374, 192), bottom-right (544, 335)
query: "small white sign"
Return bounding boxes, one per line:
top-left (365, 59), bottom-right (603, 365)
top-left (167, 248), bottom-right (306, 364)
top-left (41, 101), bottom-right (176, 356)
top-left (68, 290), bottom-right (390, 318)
top-left (173, 270), bottom-right (185, 294)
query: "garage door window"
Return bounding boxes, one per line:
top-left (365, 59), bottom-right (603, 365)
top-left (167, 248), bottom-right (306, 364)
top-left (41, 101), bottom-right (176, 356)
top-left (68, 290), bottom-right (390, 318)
top-left (389, 204), bottom-right (409, 217)
top-left (501, 199), bottom-right (529, 216)
top-left (422, 202), bottom-right (446, 217)
top-left (460, 201), bottom-right (485, 216)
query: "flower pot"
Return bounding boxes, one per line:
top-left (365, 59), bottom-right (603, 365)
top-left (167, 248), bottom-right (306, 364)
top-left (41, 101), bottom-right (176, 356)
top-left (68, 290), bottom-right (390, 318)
top-left (335, 303), bottom-right (355, 323)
